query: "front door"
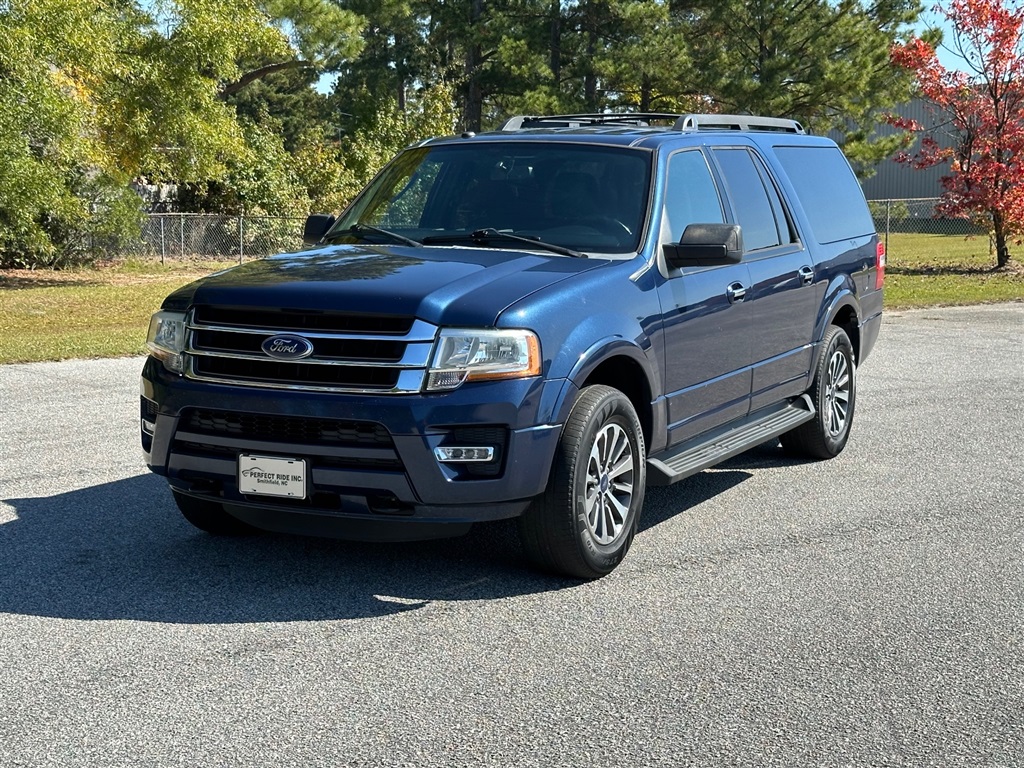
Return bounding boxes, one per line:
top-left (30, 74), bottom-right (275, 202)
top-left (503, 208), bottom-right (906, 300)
top-left (656, 149), bottom-right (753, 446)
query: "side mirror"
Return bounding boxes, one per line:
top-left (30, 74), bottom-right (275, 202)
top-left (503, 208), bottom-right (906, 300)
top-left (663, 223), bottom-right (743, 268)
top-left (303, 214), bottom-right (336, 245)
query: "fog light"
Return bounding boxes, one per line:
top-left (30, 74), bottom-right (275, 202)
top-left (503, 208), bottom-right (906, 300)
top-left (434, 446), bottom-right (495, 463)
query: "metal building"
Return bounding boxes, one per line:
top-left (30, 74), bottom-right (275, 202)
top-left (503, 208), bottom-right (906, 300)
top-left (857, 98), bottom-right (955, 201)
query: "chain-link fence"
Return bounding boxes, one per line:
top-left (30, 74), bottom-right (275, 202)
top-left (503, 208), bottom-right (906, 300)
top-left (868, 198), bottom-right (992, 265)
top-left (104, 203), bottom-right (992, 266)
top-left (106, 214), bottom-right (305, 263)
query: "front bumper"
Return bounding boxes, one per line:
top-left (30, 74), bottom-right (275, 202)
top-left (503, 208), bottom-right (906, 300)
top-left (141, 358), bottom-right (571, 535)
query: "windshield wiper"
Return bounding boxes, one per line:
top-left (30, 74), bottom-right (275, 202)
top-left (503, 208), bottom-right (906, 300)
top-left (422, 228), bottom-right (586, 259)
top-left (325, 223), bottom-right (422, 247)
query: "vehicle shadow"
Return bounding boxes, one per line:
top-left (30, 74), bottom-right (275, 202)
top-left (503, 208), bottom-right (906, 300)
top-left (715, 439), bottom-right (808, 471)
top-left (0, 273), bottom-right (104, 290)
top-left (886, 263), bottom-right (1015, 276)
top-left (1, 464), bottom-right (757, 624)
top-left (0, 474), bottom-right (546, 624)
top-left (639, 469), bottom-right (753, 532)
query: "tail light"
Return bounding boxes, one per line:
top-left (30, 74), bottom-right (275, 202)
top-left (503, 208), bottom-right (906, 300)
top-left (875, 240), bottom-right (886, 290)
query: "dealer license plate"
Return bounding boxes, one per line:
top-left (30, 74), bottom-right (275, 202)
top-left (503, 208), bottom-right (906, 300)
top-left (238, 454), bottom-right (306, 498)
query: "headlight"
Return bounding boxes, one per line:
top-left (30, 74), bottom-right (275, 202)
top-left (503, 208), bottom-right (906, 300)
top-left (146, 310), bottom-right (186, 373)
top-left (426, 328), bottom-right (541, 391)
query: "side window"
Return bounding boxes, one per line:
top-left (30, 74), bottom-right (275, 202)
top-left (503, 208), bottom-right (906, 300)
top-left (774, 146), bottom-right (875, 244)
top-left (755, 157), bottom-right (798, 245)
top-left (713, 148), bottom-right (783, 252)
top-left (662, 150), bottom-right (725, 244)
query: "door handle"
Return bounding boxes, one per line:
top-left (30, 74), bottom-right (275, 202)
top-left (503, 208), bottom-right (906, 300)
top-left (798, 265), bottom-right (814, 285)
top-left (726, 282), bottom-right (747, 303)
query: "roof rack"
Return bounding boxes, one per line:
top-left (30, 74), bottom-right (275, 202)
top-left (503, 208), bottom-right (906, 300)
top-left (498, 112), bottom-right (806, 134)
top-left (673, 114), bottom-right (805, 134)
top-left (499, 113), bottom-right (681, 131)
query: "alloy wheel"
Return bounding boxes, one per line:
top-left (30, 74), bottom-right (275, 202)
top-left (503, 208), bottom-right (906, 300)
top-left (584, 422), bottom-right (635, 545)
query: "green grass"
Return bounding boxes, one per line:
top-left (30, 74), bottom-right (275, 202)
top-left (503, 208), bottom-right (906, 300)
top-left (884, 231), bottom-right (990, 267)
top-left (882, 232), bottom-right (1024, 309)
top-left (0, 260), bottom-right (235, 364)
top-left (0, 239), bottom-right (1021, 364)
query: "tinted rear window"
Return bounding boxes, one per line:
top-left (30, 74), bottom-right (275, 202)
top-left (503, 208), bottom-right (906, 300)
top-left (713, 148), bottom-right (782, 251)
top-left (774, 146), bottom-right (874, 244)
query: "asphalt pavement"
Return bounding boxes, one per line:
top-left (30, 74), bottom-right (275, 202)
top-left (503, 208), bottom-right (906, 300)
top-left (1, 304), bottom-right (1021, 767)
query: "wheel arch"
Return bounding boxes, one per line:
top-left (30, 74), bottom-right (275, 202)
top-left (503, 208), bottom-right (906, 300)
top-left (817, 285), bottom-right (863, 364)
top-left (830, 304), bottom-right (861, 363)
top-left (558, 340), bottom-right (656, 450)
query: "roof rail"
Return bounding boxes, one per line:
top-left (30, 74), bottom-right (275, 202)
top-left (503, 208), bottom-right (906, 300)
top-left (673, 114), bottom-right (805, 134)
top-left (498, 112), bottom-right (807, 134)
top-left (500, 113), bottom-right (681, 131)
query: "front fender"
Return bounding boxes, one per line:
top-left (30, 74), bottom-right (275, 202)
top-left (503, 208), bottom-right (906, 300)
top-left (567, 336), bottom-right (654, 386)
top-left (548, 335), bottom-right (657, 427)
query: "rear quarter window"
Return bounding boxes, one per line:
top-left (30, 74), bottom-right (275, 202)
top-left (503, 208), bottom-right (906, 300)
top-left (774, 146), bottom-right (874, 244)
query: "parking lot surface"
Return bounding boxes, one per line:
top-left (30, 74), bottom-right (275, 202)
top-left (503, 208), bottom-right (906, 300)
top-left (1, 304), bottom-right (1021, 767)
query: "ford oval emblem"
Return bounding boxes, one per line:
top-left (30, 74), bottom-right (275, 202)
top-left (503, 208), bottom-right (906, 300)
top-left (261, 334), bottom-right (315, 360)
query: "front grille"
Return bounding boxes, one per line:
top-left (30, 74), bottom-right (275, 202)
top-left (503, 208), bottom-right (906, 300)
top-left (173, 439), bottom-right (403, 470)
top-left (184, 305), bottom-right (438, 393)
top-left (184, 409), bottom-right (393, 446)
top-left (192, 356), bottom-right (400, 389)
top-left (193, 306), bottom-right (415, 335)
top-left (191, 329), bottom-right (405, 361)
top-left (174, 411), bottom-right (403, 470)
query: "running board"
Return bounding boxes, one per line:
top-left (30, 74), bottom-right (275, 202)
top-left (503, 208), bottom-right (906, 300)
top-left (647, 395), bottom-right (815, 486)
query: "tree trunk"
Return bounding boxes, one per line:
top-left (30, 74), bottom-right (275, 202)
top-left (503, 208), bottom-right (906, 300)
top-left (992, 209), bottom-right (1012, 268)
top-left (584, 31), bottom-right (597, 110)
top-left (395, 33), bottom-right (406, 112)
top-left (549, 0), bottom-right (562, 88)
top-left (465, 72), bottom-right (483, 132)
top-left (463, 0), bottom-right (484, 132)
top-left (640, 74), bottom-right (652, 112)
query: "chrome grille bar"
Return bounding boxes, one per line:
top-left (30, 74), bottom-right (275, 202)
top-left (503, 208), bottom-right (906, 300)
top-left (186, 344), bottom-right (434, 368)
top-left (183, 308), bottom-right (437, 393)
top-left (187, 318), bottom-right (438, 342)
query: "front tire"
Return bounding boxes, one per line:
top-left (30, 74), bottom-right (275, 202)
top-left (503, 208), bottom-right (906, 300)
top-left (781, 325), bottom-right (856, 459)
top-left (519, 385), bottom-right (646, 579)
top-left (172, 490), bottom-right (259, 535)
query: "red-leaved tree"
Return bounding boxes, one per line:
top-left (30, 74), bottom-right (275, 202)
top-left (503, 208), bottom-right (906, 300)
top-left (891, 0), bottom-right (1024, 268)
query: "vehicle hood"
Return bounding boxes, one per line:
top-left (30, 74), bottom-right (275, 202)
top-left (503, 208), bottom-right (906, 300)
top-left (164, 244), bottom-right (607, 326)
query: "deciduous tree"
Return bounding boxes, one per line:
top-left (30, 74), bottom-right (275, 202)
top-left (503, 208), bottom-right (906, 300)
top-left (0, 0), bottom-right (365, 264)
top-left (891, 0), bottom-right (1024, 268)
top-left (0, 0), bottom-right (149, 266)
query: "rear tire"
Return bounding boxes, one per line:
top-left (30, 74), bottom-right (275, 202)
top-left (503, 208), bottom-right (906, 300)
top-left (172, 490), bottom-right (259, 535)
top-left (519, 385), bottom-right (646, 579)
top-left (781, 325), bottom-right (856, 460)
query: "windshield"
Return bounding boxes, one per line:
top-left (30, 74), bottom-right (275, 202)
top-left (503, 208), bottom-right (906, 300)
top-left (329, 142), bottom-right (652, 255)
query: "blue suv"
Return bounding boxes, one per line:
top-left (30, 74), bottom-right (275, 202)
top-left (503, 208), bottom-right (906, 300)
top-left (141, 113), bottom-right (884, 578)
